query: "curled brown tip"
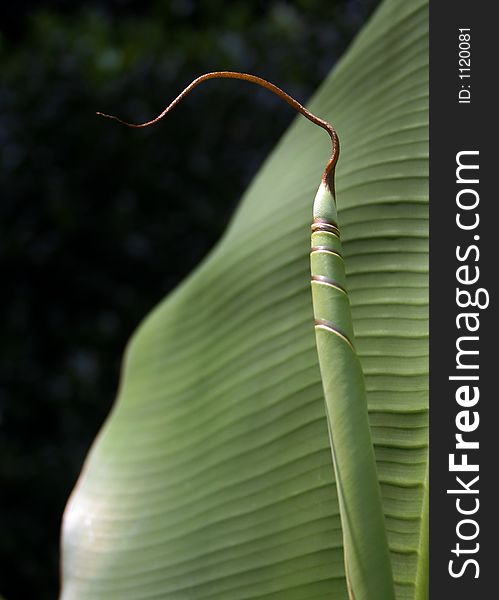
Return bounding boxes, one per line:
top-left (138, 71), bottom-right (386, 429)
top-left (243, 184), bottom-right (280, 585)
top-left (96, 71), bottom-right (339, 194)
top-left (96, 111), bottom-right (143, 127)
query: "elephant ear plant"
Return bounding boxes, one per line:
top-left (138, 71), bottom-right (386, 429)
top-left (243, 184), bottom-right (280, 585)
top-left (61, 0), bottom-right (428, 598)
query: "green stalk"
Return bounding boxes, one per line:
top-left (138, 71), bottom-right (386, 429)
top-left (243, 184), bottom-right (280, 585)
top-left (311, 182), bottom-right (396, 600)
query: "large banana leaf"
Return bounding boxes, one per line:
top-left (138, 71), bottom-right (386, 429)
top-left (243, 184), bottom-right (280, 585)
top-left (61, 0), bottom-right (428, 598)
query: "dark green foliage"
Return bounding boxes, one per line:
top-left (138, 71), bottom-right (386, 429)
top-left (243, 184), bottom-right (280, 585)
top-left (0, 2), bottom-right (380, 598)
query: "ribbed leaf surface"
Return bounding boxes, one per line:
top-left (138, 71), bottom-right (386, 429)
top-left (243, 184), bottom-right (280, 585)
top-left (61, 0), bottom-right (428, 598)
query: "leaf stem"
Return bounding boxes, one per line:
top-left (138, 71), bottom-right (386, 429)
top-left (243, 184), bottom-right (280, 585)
top-left (97, 71), bottom-right (339, 193)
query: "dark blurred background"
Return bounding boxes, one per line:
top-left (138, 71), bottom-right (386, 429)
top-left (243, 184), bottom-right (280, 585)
top-left (1, 1), bottom-right (380, 598)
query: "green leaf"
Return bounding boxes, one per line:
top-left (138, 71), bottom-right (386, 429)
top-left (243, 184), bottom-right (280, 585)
top-left (61, 0), bottom-right (428, 598)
